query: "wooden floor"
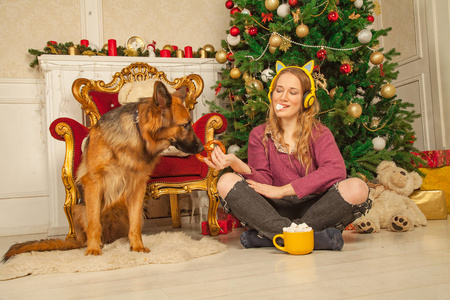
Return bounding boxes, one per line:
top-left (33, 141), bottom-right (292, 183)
top-left (1, 218), bottom-right (449, 300)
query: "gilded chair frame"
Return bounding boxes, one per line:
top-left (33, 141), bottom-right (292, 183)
top-left (57, 62), bottom-right (224, 238)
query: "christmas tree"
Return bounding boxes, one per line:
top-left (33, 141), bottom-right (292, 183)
top-left (209, 0), bottom-right (424, 180)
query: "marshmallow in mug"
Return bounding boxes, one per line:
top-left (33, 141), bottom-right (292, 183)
top-left (283, 222), bottom-right (312, 233)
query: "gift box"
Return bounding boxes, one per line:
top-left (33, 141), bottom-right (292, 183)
top-left (419, 166), bottom-right (450, 213)
top-left (410, 190), bottom-right (448, 220)
top-left (412, 150), bottom-right (450, 168)
top-left (226, 213), bottom-right (242, 228)
top-left (201, 219), bottom-right (233, 235)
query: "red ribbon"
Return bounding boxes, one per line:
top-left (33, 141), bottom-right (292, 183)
top-left (262, 12), bottom-right (273, 23)
top-left (215, 83), bottom-right (222, 95)
top-left (379, 64), bottom-right (385, 77)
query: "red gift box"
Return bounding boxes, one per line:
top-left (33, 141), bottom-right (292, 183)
top-left (226, 213), bottom-right (242, 228)
top-left (412, 150), bottom-right (450, 168)
top-left (201, 219), bottom-right (233, 235)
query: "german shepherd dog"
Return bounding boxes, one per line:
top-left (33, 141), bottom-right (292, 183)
top-left (3, 81), bottom-right (204, 261)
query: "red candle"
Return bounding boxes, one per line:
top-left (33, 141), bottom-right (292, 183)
top-left (172, 45), bottom-right (178, 51)
top-left (160, 49), bottom-right (171, 57)
top-left (80, 39), bottom-right (89, 47)
top-left (184, 46), bottom-right (193, 58)
top-left (108, 39), bottom-right (117, 56)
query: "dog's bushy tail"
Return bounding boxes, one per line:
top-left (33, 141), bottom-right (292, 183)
top-left (3, 238), bottom-right (83, 263)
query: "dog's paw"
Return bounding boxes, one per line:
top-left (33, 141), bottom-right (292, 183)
top-left (355, 220), bottom-right (377, 234)
top-left (85, 248), bottom-right (102, 256)
top-left (130, 246), bottom-right (150, 253)
top-left (390, 214), bottom-right (412, 232)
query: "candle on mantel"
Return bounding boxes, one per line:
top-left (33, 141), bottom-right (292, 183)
top-left (160, 49), bottom-right (171, 57)
top-left (80, 39), bottom-right (89, 47)
top-left (108, 39), bottom-right (117, 56)
top-left (184, 46), bottom-right (193, 58)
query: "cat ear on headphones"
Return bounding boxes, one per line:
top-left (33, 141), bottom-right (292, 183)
top-left (302, 60), bottom-right (314, 74)
top-left (275, 61), bottom-right (286, 73)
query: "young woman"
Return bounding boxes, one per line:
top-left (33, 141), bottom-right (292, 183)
top-left (205, 61), bottom-right (371, 250)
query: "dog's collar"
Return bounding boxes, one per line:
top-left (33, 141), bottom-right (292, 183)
top-left (133, 109), bottom-right (142, 136)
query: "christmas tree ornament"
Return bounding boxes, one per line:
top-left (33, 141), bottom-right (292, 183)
top-left (248, 26), bottom-right (258, 37)
top-left (277, 3), bottom-right (290, 18)
top-left (370, 117), bottom-right (380, 128)
top-left (313, 72), bottom-right (330, 94)
top-left (262, 12), bottom-right (274, 23)
top-left (330, 87), bottom-right (336, 99)
top-left (380, 83), bottom-right (396, 98)
top-left (246, 78), bottom-right (264, 93)
top-left (340, 63), bottom-right (352, 74)
top-left (203, 44), bottom-right (215, 53)
top-left (358, 29), bottom-right (373, 44)
top-left (261, 68), bottom-right (274, 82)
top-left (230, 7), bottom-right (241, 14)
top-left (370, 51), bottom-right (384, 65)
top-left (230, 26), bottom-right (240, 36)
top-left (367, 15), bottom-right (375, 23)
top-left (372, 137), bottom-right (386, 151)
top-left (215, 50), bottom-right (228, 63)
top-left (241, 8), bottom-right (251, 15)
top-left (269, 34), bottom-right (282, 48)
top-left (288, 0), bottom-right (299, 6)
top-left (227, 34), bottom-right (241, 46)
top-left (347, 103), bottom-right (363, 118)
top-left (227, 52), bottom-right (235, 61)
top-left (349, 12), bottom-right (360, 20)
top-left (296, 24), bottom-right (309, 38)
top-left (265, 0), bottom-right (279, 11)
top-left (230, 67), bottom-right (241, 79)
top-left (279, 35), bottom-right (292, 52)
top-left (292, 9), bottom-right (301, 23)
top-left (354, 0), bottom-right (364, 9)
top-left (269, 45), bottom-right (277, 54)
top-left (328, 11), bottom-right (339, 22)
top-left (317, 49), bottom-right (327, 60)
top-left (163, 44), bottom-right (174, 53)
top-left (243, 73), bottom-right (251, 82)
top-left (228, 144), bottom-right (241, 155)
top-left (225, 0), bottom-right (234, 9)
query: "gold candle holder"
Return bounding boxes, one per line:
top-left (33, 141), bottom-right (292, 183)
top-left (68, 46), bottom-right (76, 55)
top-left (176, 49), bottom-right (184, 58)
top-left (199, 49), bottom-right (207, 58)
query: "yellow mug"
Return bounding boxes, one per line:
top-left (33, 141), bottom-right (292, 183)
top-left (273, 230), bottom-right (314, 255)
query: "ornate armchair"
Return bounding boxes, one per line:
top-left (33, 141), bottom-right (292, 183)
top-left (49, 62), bottom-right (227, 238)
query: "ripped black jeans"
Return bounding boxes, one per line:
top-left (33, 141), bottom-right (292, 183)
top-left (221, 180), bottom-right (372, 239)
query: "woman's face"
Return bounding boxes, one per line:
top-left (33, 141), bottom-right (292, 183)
top-left (272, 72), bottom-right (303, 121)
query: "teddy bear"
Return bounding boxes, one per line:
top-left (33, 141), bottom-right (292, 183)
top-left (353, 161), bottom-right (427, 233)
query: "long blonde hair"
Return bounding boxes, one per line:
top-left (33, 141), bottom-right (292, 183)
top-left (264, 67), bottom-right (321, 173)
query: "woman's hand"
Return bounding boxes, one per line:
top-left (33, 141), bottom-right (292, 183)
top-left (247, 180), bottom-right (293, 199)
top-left (204, 146), bottom-right (242, 171)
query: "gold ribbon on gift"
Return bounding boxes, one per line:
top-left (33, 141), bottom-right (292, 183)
top-left (410, 190), bottom-right (448, 220)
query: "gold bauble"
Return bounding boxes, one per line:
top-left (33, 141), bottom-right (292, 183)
top-left (243, 73), bottom-right (251, 82)
top-left (230, 67), bottom-right (241, 79)
top-left (330, 87), bottom-right (336, 99)
top-left (215, 50), bottom-right (228, 63)
top-left (265, 0), bottom-right (279, 11)
top-left (296, 24), bottom-right (309, 38)
top-left (246, 78), bottom-right (264, 93)
top-left (370, 51), bottom-right (384, 65)
top-left (203, 44), bottom-right (215, 53)
top-left (347, 103), bottom-right (363, 118)
top-left (380, 83), bottom-right (396, 98)
top-left (163, 44), bottom-right (174, 53)
top-left (269, 46), bottom-right (277, 54)
top-left (269, 34), bottom-right (282, 48)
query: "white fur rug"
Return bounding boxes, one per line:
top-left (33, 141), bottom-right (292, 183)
top-left (0, 232), bottom-right (226, 281)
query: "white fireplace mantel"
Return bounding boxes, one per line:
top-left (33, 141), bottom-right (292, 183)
top-left (39, 54), bottom-right (223, 235)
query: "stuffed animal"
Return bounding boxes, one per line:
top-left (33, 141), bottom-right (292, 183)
top-left (353, 161), bottom-right (427, 233)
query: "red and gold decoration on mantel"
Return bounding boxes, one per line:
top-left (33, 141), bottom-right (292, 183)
top-left (28, 39), bottom-right (219, 68)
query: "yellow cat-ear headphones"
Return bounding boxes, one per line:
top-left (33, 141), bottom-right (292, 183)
top-left (268, 60), bottom-right (316, 109)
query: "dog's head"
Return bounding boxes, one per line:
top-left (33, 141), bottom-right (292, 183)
top-left (140, 81), bottom-right (204, 155)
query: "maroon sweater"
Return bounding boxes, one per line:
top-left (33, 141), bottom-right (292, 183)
top-left (239, 123), bottom-right (347, 199)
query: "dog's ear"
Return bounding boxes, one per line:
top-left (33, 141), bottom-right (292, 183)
top-left (153, 81), bottom-right (172, 108)
top-left (172, 86), bottom-right (188, 101)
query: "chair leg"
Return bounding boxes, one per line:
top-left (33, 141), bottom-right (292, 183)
top-left (170, 194), bottom-right (182, 228)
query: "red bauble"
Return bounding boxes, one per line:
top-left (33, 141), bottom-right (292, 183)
top-left (317, 49), bottom-right (327, 60)
top-left (225, 0), bottom-right (234, 9)
top-left (230, 26), bottom-right (240, 36)
top-left (227, 52), bottom-right (235, 61)
top-left (367, 15), bottom-right (375, 23)
top-left (340, 64), bottom-right (351, 74)
top-left (328, 11), bottom-right (339, 22)
top-left (248, 26), bottom-right (258, 37)
top-left (230, 7), bottom-right (241, 14)
top-left (288, 0), bottom-right (299, 6)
